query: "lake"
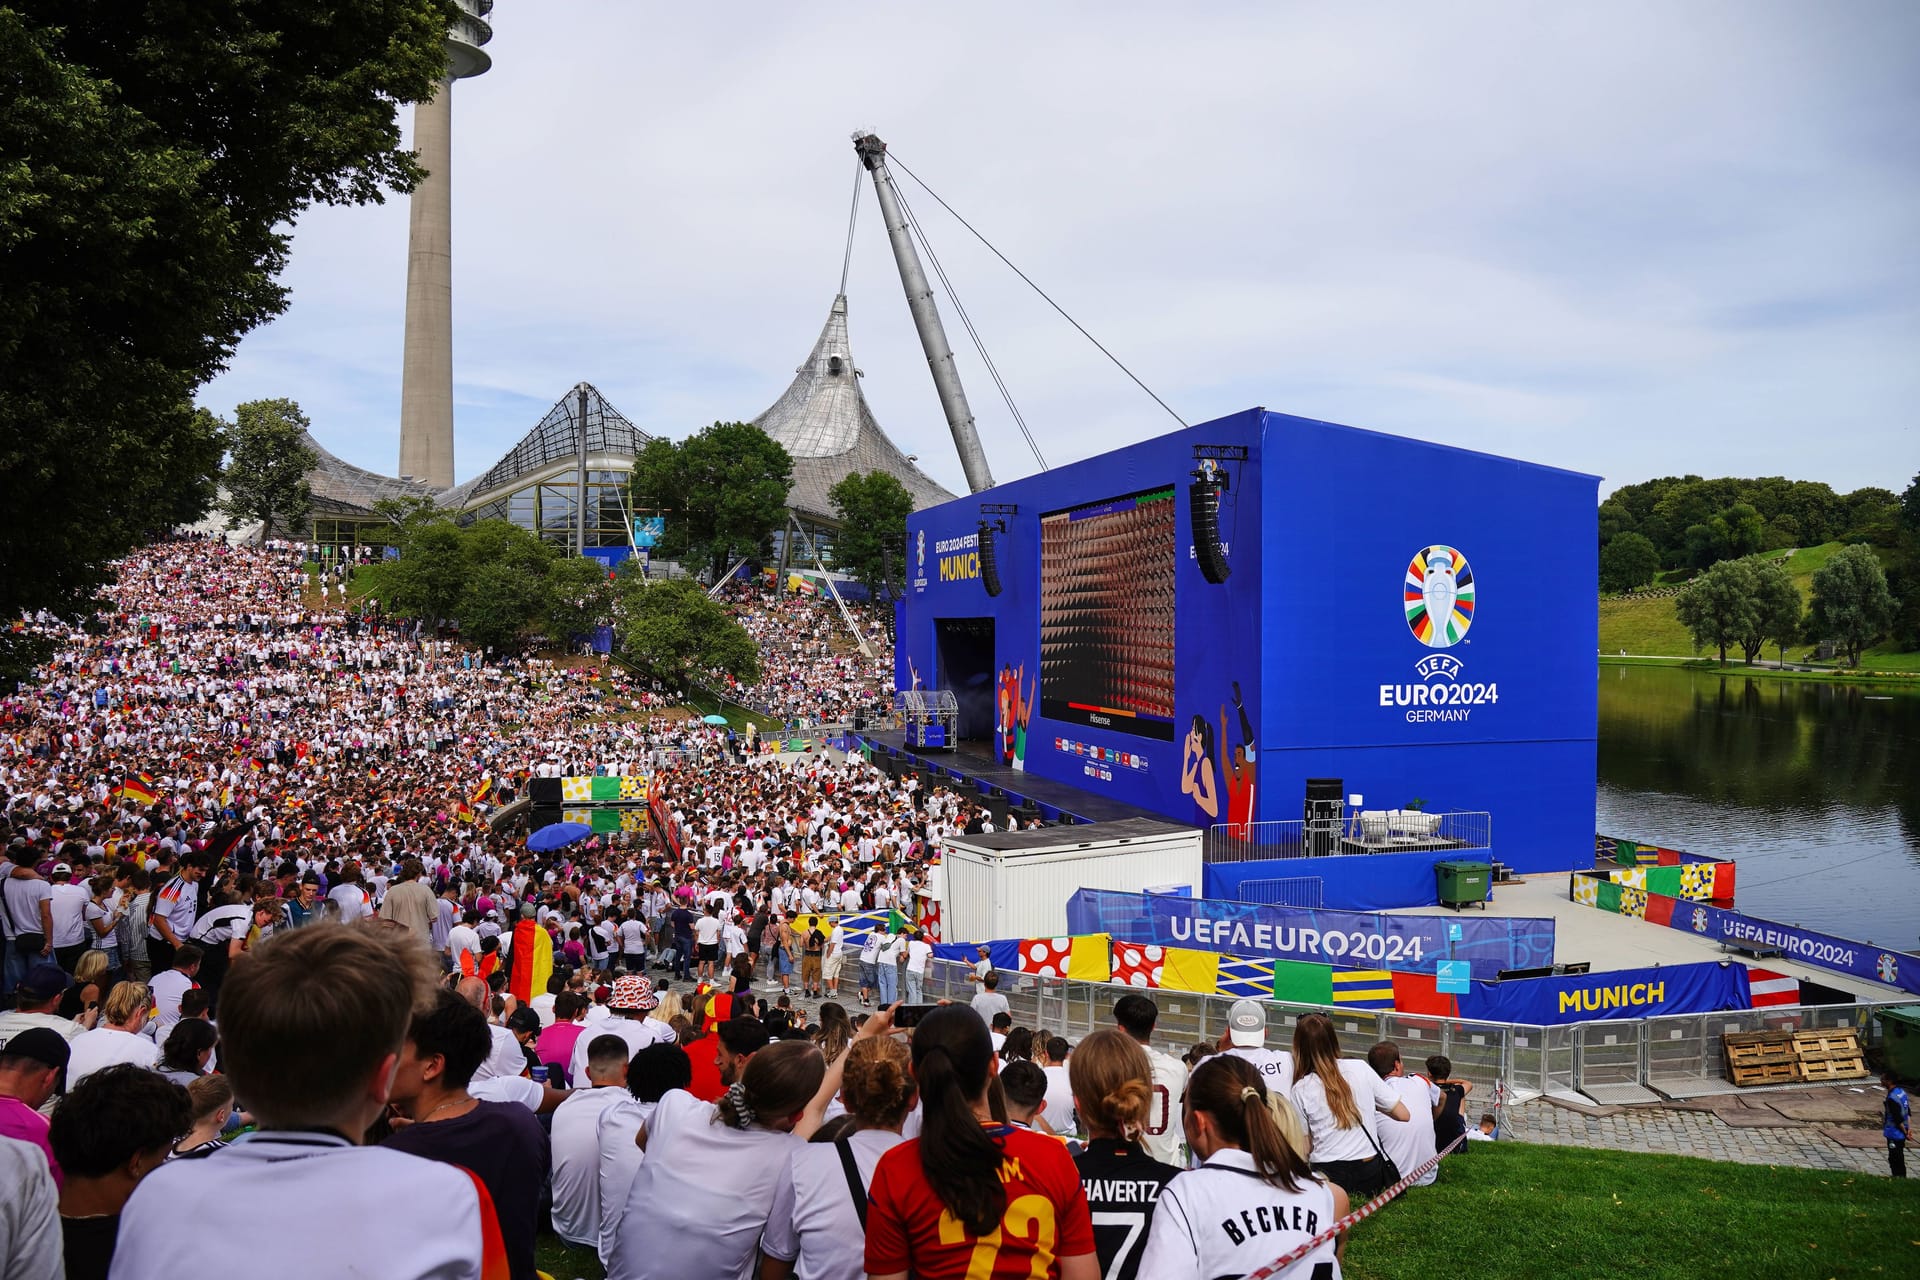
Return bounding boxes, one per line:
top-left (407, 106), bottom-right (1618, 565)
top-left (1595, 663), bottom-right (1920, 950)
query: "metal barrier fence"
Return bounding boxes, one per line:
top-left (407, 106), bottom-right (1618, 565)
top-left (1204, 811), bottom-right (1492, 863)
top-left (916, 957), bottom-right (1910, 1103)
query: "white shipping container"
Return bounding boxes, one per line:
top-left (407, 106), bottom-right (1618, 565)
top-left (940, 818), bottom-right (1203, 943)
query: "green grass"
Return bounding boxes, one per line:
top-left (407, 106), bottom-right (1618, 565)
top-left (1343, 1142), bottom-right (1918, 1280)
top-left (1598, 593), bottom-right (1700, 656)
top-left (535, 1234), bottom-right (602, 1279)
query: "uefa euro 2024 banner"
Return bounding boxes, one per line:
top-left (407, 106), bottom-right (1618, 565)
top-left (1065, 889), bottom-right (1554, 981)
top-left (1662, 898), bottom-right (1920, 996)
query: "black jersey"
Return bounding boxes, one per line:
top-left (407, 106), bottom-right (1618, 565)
top-left (1075, 1138), bottom-right (1182, 1280)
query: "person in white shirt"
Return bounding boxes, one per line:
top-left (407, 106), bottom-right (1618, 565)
top-left (968, 970), bottom-right (1010, 1026)
top-left (692, 905), bottom-right (724, 982)
top-left (1037, 1035), bottom-right (1078, 1137)
top-left (147, 946), bottom-right (202, 1037)
top-left (606, 1040), bottom-right (828, 1280)
top-left (568, 975), bottom-right (674, 1087)
top-left (596, 1042), bottom-right (692, 1266)
top-left (549, 1033), bottom-right (630, 1250)
top-left (903, 934), bottom-right (933, 1004)
top-left (1114, 993), bottom-right (1188, 1167)
top-left (64, 980), bottom-right (159, 1087)
top-left (1286, 1013), bottom-right (1409, 1200)
top-left (1365, 1041), bottom-right (1439, 1188)
top-left (761, 1036), bottom-right (914, 1280)
top-left (1220, 996), bottom-right (1295, 1092)
top-left (1136, 1053), bottom-right (1349, 1280)
top-left (46, 864), bottom-right (91, 972)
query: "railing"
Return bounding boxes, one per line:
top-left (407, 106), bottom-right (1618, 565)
top-left (914, 957), bottom-right (1910, 1104)
top-left (1205, 810), bottom-right (1492, 863)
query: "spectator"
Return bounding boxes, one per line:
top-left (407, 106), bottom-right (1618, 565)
top-left (169, 1075), bottom-right (236, 1159)
top-left (1220, 997), bottom-right (1294, 1090)
top-left (1071, 1028), bottom-right (1181, 1280)
top-left (49, 1063), bottom-right (189, 1280)
top-left (568, 973), bottom-right (674, 1087)
top-left (1426, 1054), bottom-right (1472, 1154)
top-left (155, 1019), bottom-right (219, 1087)
top-left (1038, 1035), bottom-right (1077, 1136)
top-left (2, 843), bottom-right (54, 994)
top-left (1366, 1040), bottom-right (1438, 1187)
top-left (0, 1132), bottom-right (61, 1280)
top-left (147, 944), bottom-right (202, 1039)
top-left (1469, 1112), bottom-right (1499, 1142)
top-left (596, 1041), bottom-right (692, 1266)
top-left (969, 968), bottom-right (1009, 1027)
top-left (763, 1034), bottom-right (917, 1280)
top-left (1287, 1012), bottom-right (1408, 1199)
top-left (0, 963), bottom-right (89, 1052)
top-left (384, 987), bottom-right (551, 1280)
top-left (1136, 1053), bottom-right (1349, 1280)
top-left (65, 982), bottom-right (157, 1088)
top-left (536, 989), bottom-right (590, 1084)
top-left (0, 1027), bottom-right (69, 1187)
top-left (548, 1032), bottom-right (630, 1252)
top-left (865, 1006), bottom-right (1098, 1280)
top-left (1112, 994), bottom-right (1188, 1168)
top-left (608, 1039), bottom-right (830, 1280)
top-left (115, 922), bottom-right (504, 1279)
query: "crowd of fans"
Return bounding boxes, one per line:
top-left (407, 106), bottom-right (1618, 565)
top-left (0, 535), bottom-right (1476, 1278)
top-left (709, 579), bottom-right (895, 730)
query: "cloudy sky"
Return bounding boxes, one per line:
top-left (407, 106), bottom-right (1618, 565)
top-left (199, 2), bottom-right (1920, 498)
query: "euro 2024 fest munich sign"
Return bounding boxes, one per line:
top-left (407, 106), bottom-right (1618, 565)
top-left (1382, 544), bottom-right (1501, 725)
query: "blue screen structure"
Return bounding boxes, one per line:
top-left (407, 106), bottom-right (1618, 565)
top-left (1038, 485), bottom-right (1178, 741)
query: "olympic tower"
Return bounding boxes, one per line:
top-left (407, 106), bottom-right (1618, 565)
top-left (397, 0), bottom-right (494, 490)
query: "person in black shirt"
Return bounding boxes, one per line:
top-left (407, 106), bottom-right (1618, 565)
top-left (384, 989), bottom-right (551, 1280)
top-left (48, 1063), bottom-right (190, 1280)
top-left (1071, 1028), bottom-right (1181, 1280)
top-left (1427, 1053), bottom-right (1472, 1154)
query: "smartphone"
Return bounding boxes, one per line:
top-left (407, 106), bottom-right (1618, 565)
top-left (891, 1004), bottom-right (939, 1029)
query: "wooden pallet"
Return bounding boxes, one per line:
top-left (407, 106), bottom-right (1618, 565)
top-left (1791, 1029), bottom-right (1862, 1063)
top-left (1724, 1030), bottom-right (1800, 1085)
top-left (1798, 1055), bottom-right (1869, 1082)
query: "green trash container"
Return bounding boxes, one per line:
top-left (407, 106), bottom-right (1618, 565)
top-left (1436, 860), bottom-right (1492, 910)
top-left (1878, 1006), bottom-right (1920, 1082)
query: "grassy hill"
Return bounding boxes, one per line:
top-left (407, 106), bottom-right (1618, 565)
top-left (1344, 1141), bottom-right (1917, 1280)
top-left (1599, 541), bottom-right (1920, 671)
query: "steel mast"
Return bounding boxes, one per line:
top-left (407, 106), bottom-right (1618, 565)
top-left (852, 133), bottom-right (995, 493)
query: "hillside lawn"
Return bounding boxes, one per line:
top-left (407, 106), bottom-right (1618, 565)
top-left (1342, 1140), bottom-right (1917, 1280)
top-left (1599, 541), bottom-right (1919, 676)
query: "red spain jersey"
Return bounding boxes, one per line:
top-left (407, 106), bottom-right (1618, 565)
top-left (866, 1123), bottom-right (1096, 1280)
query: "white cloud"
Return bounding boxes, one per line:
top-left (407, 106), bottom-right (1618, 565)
top-left (197, 1), bottom-right (1920, 498)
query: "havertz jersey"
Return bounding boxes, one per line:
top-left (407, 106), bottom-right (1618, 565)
top-left (866, 1123), bottom-right (1097, 1280)
top-left (1073, 1138), bottom-right (1181, 1280)
top-left (1135, 1149), bottom-right (1340, 1280)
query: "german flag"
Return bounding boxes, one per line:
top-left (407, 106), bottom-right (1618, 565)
top-left (454, 801), bottom-right (475, 825)
top-left (470, 776), bottom-right (493, 806)
top-left (508, 916), bottom-right (553, 1003)
top-left (116, 773), bottom-right (159, 805)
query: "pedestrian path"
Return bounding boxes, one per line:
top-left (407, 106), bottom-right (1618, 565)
top-left (1502, 1082), bottom-right (1894, 1176)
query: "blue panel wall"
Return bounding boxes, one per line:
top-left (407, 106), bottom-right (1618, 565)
top-left (1205, 849), bottom-right (1477, 912)
top-left (899, 407), bottom-right (1599, 875)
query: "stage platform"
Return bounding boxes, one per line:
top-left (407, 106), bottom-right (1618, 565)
top-left (855, 732), bottom-right (1164, 826)
top-left (1394, 875), bottom-right (1910, 1001)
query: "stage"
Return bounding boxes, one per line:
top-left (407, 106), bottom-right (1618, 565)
top-left (856, 731), bottom-right (1166, 826)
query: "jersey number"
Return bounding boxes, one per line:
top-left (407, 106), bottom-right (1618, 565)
top-left (937, 1194), bottom-right (1058, 1280)
top-left (1090, 1211), bottom-right (1146, 1280)
top-left (1146, 1084), bottom-right (1171, 1136)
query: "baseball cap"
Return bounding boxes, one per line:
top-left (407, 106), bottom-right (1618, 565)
top-left (610, 974), bottom-right (658, 1012)
top-left (1227, 998), bottom-right (1268, 1048)
top-left (17, 965), bottom-right (69, 1002)
top-left (51, 862), bottom-right (71, 876)
top-left (0, 1027), bottom-right (71, 1071)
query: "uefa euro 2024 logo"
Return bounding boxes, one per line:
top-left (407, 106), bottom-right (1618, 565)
top-left (916, 529), bottom-right (926, 572)
top-left (1405, 545), bottom-right (1475, 648)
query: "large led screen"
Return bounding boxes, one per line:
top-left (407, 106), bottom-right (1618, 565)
top-left (1038, 485), bottom-right (1177, 740)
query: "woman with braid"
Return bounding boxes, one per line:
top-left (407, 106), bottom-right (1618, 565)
top-left (1137, 1053), bottom-right (1351, 1280)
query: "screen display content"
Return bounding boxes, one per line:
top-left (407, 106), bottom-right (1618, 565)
top-left (1039, 486), bottom-right (1177, 740)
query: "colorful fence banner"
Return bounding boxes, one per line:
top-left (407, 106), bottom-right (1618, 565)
top-left (558, 775), bottom-right (648, 804)
top-left (1015, 935), bottom-right (1112, 983)
top-left (1066, 889), bottom-right (1555, 980)
top-left (1457, 961), bottom-right (1750, 1025)
top-left (560, 808), bottom-right (648, 834)
top-left (1594, 834), bottom-right (1735, 898)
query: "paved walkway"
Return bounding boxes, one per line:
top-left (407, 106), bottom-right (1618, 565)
top-left (1501, 1083), bottom-right (1896, 1177)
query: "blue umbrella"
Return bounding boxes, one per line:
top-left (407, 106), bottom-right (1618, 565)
top-left (527, 821), bottom-right (591, 852)
top-left (702, 714), bottom-right (729, 726)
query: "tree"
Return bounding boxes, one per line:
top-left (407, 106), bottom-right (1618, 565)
top-left (1675, 559), bottom-right (1760, 665)
top-left (628, 423), bottom-right (793, 582)
top-left (1808, 544), bottom-right (1896, 667)
top-left (1598, 532), bottom-right (1660, 593)
top-left (545, 556), bottom-right (616, 642)
top-left (612, 576), bottom-right (761, 685)
top-left (222, 399), bottom-right (318, 541)
top-left (457, 559), bottom-right (549, 654)
top-left (828, 471), bottom-right (916, 596)
top-left (1715, 503), bottom-right (1766, 559)
top-left (1735, 559), bottom-right (1801, 665)
top-left (360, 521), bottom-right (466, 625)
top-left (0, 3), bottom-right (453, 677)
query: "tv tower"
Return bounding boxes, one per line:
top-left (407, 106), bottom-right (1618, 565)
top-left (397, 0), bottom-right (494, 490)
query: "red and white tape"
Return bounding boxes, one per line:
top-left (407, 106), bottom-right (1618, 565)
top-left (1240, 1134), bottom-right (1468, 1280)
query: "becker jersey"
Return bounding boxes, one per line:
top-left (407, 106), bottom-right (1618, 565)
top-left (1073, 1138), bottom-right (1181, 1280)
top-left (866, 1123), bottom-right (1097, 1280)
top-left (1135, 1150), bottom-right (1340, 1280)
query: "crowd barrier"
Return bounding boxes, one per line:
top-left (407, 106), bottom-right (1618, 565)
top-left (1591, 833), bottom-right (1735, 900)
